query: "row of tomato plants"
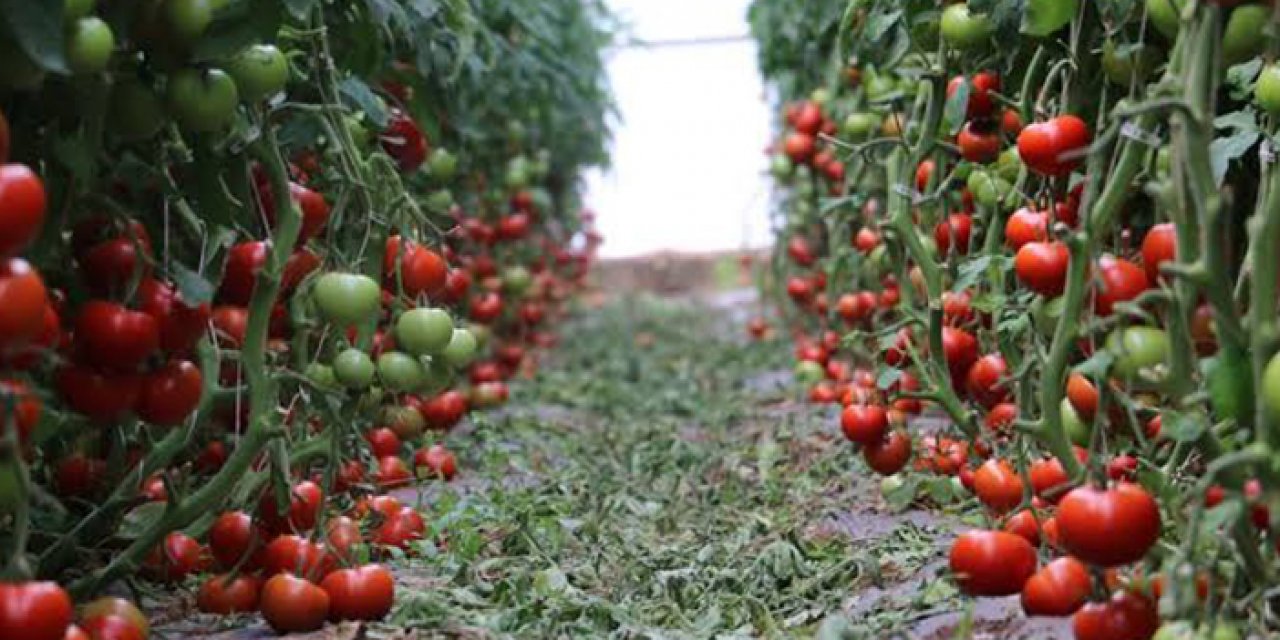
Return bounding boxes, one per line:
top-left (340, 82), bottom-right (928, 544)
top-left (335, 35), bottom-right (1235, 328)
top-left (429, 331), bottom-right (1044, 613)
top-left (752, 0), bottom-right (1280, 637)
top-left (0, 1), bottom-right (611, 638)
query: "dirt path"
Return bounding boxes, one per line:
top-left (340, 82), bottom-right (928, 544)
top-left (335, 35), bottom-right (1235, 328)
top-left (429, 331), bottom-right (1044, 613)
top-left (157, 292), bottom-right (1070, 639)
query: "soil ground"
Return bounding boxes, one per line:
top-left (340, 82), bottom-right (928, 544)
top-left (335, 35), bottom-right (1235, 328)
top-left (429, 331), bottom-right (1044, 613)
top-left (153, 253), bottom-right (1071, 639)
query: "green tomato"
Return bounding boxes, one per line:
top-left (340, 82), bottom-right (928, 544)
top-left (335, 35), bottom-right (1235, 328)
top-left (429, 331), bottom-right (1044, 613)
top-left (344, 114), bottom-right (372, 150)
top-left (506, 156), bottom-right (531, 189)
top-left (333, 348), bottom-right (376, 389)
top-left (1261, 350), bottom-right (1280, 424)
top-left (863, 73), bottom-right (897, 102)
top-left (1146, 0), bottom-right (1182, 40)
top-left (770, 154), bottom-right (794, 180)
top-left (939, 3), bottom-right (992, 51)
top-left (1101, 40), bottom-right (1163, 87)
top-left (1258, 64), bottom-right (1280, 116)
top-left (426, 189), bottom-right (454, 212)
top-left (428, 148), bottom-right (458, 181)
top-left (994, 149), bottom-right (1021, 182)
top-left (66, 17), bottom-right (115, 74)
top-left (503, 266), bottom-right (531, 295)
top-left (396, 308), bottom-right (454, 356)
top-left (65, 0), bottom-right (97, 21)
top-left (1208, 347), bottom-right (1253, 425)
top-left (810, 88), bottom-right (831, 106)
top-left (110, 81), bottom-right (168, 140)
top-left (1156, 146), bottom-right (1172, 175)
top-left (1223, 4), bottom-right (1269, 66)
top-left (382, 405), bottom-right (425, 440)
top-left (165, 0), bottom-right (213, 41)
top-left (794, 360), bottom-right (825, 385)
top-left (377, 351), bottom-right (426, 392)
top-left (305, 362), bottom-right (338, 388)
top-left (1061, 397), bottom-right (1091, 446)
top-left (879, 474), bottom-right (905, 498)
top-left (842, 112), bottom-right (878, 141)
top-left (313, 272), bottom-right (381, 326)
top-left (0, 39), bottom-right (46, 91)
top-left (226, 44), bottom-right (289, 103)
top-left (1107, 326), bottom-right (1171, 381)
top-left (166, 67), bottom-right (240, 132)
top-left (441, 328), bottom-right (479, 368)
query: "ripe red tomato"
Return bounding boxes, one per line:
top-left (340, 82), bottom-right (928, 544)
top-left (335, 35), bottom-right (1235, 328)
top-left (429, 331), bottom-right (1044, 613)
top-left (260, 573), bottom-right (330, 633)
top-left (260, 480), bottom-right (324, 533)
top-left (79, 238), bottom-right (152, 297)
top-left (135, 278), bottom-right (210, 354)
top-left (80, 615), bottom-right (145, 640)
top-left (1021, 556), bottom-right (1091, 616)
top-left (325, 516), bottom-right (362, 563)
top-left (1017, 115), bottom-right (1091, 176)
top-left (366, 427), bottom-right (401, 458)
top-left (261, 534), bottom-right (332, 579)
top-left (291, 182), bottom-right (331, 243)
top-left (217, 241), bottom-right (267, 306)
top-left (1001, 108), bottom-right (1024, 135)
top-left (1066, 373), bottom-right (1099, 420)
top-left (0, 580), bottom-right (73, 640)
top-left (946, 72), bottom-right (1000, 119)
top-left (210, 306), bottom-right (249, 348)
top-left (1015, 241), bottom-right (1070, 296)
top-left (419, 389), bottom-right (468, 430)
top-left (1028, 456), bottom-right (1072, 503)
top-left (1057, 483), bottom-right (1161, 567)
top-left (53, 453), bottom-right (106, 497)
top-left (414, 444), bottom-right (457, 480)
top-left (136, 359), bottom-right (203, 426)
top-left (1002, 509), bottom-right (1041, 546)
top-left (0, 258), bottom-right (49, 354)
top-left (862, 429), bottom-right (911, 475)
top-left (783, 133), bottom-right (815, 163)
top-left (1094, 255), bottom-right (1149, 316)
top-left (385, 237), bottom-right (448, 299)
top-left (74, 301), bottom-right (160, 371)
top-left (934, 213), bottom-right (973, 256)
top-left (1004, 208), bottom-right (1048, 250)
top-left (376, 456), bottom-right (412, 489)
top-left (941, 327), bottom-right (979, 376)
top-left (380, 108), bottom-right (429, 172)
top-left (853, 227), bottom-right (880, 253)
top-left (793, 100), bottom-right (824, 135)
top-left (965, 354), bottom-right (1009, 408)
top-left (1071, 591), bottom-right (1159, 640)
top-left (0, 379), bottom-right (40, 446)
top-left (372, 505), bottom-right (425, 549)
top-left (0, 164), bottom-right (47, 257)
top-left (210, 510), bottom-right (260, 569)
top-left (197, 573), bottom-right (261, 614)
top-left (469, 292), bottom-right (504, 323)
top-left (957, 121), bottom-right (1001, 163)
top-left (948, 530), bottom-right (1037, 596)
top-left (56, 365), bottom-right (141, 422)
top-left (1140, 222), bottom-right (1176, 284)
top-left (145, 531), bottom-right (206, 581)
top-left (320, 564), bottom-right (395, 622)
top-left (496, 213), bottom-right (531, 241)
top-left (441, 269), bottom-right (472, 304)
top-left (1107, 454), bottom-right (1139, 481)
top-left (915, 159), bottom-right (936, 192)
top-left (973, 459), bottom-right (1025, 514)
top-left (787, 236), bottom-right (815, 266)
top-left (840, 403), bottom-right (889, 445)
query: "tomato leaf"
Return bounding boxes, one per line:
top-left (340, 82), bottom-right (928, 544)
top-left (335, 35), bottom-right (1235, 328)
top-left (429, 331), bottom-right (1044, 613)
top-left (1159, 409), bottom-right (1206, 443)
top-left (0, 0), bottom-right (68, 73)
top-left (192, 0), bottom-right (284, 62)
top-left (1072, 350), bottom-right (1115, 379)
top-left (1021, 0), bottom-right (1077, 37)
top-left (171, 263), bottom-right (216, 306)
top-left (883, 475), bottom-right (921, 512)
top-left (283, 0), bottom-right (320, 20)
top-left (1210, 127), bottom-right (1260, 187)
top-left (1201, 500), bottom-right (1243, 536)
top-left (118, 502), bottom-right (168, 540)
top-left (340, 76), bottom-right (391, 129)
top-left (877, 367), bottom-right (903, 390)
top-left (944, 78), bottom-right (970, 134)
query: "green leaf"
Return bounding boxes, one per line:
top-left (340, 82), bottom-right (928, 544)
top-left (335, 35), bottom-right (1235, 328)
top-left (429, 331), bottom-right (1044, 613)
top-left (0, 0), bottom-right (68, 73)
top-left (171, 263), bottom-right (216, 305)
top-left (283, 0), bottom-right (320, 20)
top-left (1160, 409), bottom-right (1207, 443)
top-left (877, 367), bottom-right (903, 390)
top-left (1022, 0), bottom-right (1077, 37)
top-left (944, 77), bottom-right (970, 134)
top-left (118, 502), bottom-right (167, 539)
top-left (1210, 128), bottom-right (1260, 186)
top-left (339, 76), bottom-right (390, 128)
top-left (1072, 350), bottom-right (1115, 379)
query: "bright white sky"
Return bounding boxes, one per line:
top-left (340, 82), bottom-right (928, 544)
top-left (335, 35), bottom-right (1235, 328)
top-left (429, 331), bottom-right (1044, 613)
top-left (584, 0), bottom-right (774, 258)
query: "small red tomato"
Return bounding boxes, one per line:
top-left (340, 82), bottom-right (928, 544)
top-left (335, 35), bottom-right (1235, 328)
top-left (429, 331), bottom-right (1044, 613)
top-left (414, 444), bottom-right (457, 480)
top-left (1017, 115), bottom-right (1090, 177)
top-left (197, 573), bottom-right (261, 614)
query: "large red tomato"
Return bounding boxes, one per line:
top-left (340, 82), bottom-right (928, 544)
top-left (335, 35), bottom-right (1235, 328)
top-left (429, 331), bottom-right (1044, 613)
top-left (260, 573), bottom-right (330, 634)
top-left (840, 404), bottom-right (888, 445)
top-left (0, 258), bottom-right (49, 354)
top-left (1071, 591), bottom-right (1159, 640)
top-left (197, 574), bottom-right (261, 614)
top-left (934, 213), bottom-right (973, 256)
top-left (385, 236), bottom-right (447, 299)
top-left (1017, 115), bottom-right (1090, 176)
top-left (973, 459), bottom-right (1025, 514)
top-left (1021, 556), bottom-right (1091, 616)
top-left (259, 480), bottom-right (324, 533)
top-left (965, 354), bottom-right (1009, 408)
top-left (218, 241), bottom-right (267, 306)
top-left (135, 278), bottom-right (211, 354)
top-left (1004, 208), bottom-right (1048, 250)
top-left (1057, 483), bottom-right (1161, 567)
top-left (74, 301), bottom-right (160, 371)
top-left (136, 359), bottom-right (203, 426)
top-left (948, 530), bottom-right (1037, 596)
top-left (320, 564), bottom-right (395, 622)
top-left (0, 581), bottom-right (73, 640)
top-left (862, 430), bottom-right (911, 475)
top-left (1093, 255), bottom-right (1149, 316)
top-left (0, 164), bottom-right (46, 257)
top-left (946, 72), bottom-right (1000, 119)
top-left (1015, 241), bottom-right (1070, 296)
top-left (209, 510), bottom-right (260, 569)
top-left (56, 365), bottom-right (141, 422)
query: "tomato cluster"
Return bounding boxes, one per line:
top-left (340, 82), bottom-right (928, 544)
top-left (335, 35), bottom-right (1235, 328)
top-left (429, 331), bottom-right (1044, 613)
top-left (0, 0), bottom-right (610, 635)
top-left (753, 0), bottom-right (1279, 636)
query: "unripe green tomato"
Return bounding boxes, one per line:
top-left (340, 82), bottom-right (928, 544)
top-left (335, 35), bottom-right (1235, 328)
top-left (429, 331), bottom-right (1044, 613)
top-left (1208, 347), bottom-right (1253, 425)
top-left (333, 348), bottom-right (376, 389)
top-left (1255, 63), bottom-right (1280, 116)
top-left (467, 322), bottom-right (491, 348)
top-left (110, 81), bottom-right (167, 140)
top-left (1061, 397), bottom-right (1091, 446)
top-left (503, 266), bottom-right (532, 295)
top-left (843, 112), bottom-right (878, 140)
top-left (426, 189), bottom-right (454, 212)
top-left (1146, 0), bottom-right (1182, 39)
top-left (165, 0), bottom-right (213, 41)
top-left (810, 88), bottom-right (831, 105)
top-left (794, 360), bottom-right (825, 385)
top-left (166, 67), bottom-right (240, 132)
top-left (345, 114), bottom-right (372, 150)
top-left (428, 148), bottom-right (458, 181)
top-left (880, 473), bottom-right (905, 498)
top-left (1107, 326), bottom-right (1171, 381)
top-left (1101, 40), bottom-right (1163, 86)
top-left (226, 44), bottom-right (289, 102)
top-left (313, 272), bottom-right (381, 325)
top-left (378, 351), bottom-right (426, 392)
top-left (65, 0), bottom-right (97, 21)
top-left (305, 362), bottom-right (339, 388)
top-left (770, 154), bottom-right (794, 180)
top-left (441, 328), bottom-right (478, 368)
top-left (66, 16), bottom-right (115, 74)
top-left (863, 73), bottom-right (897, 101)
top-left (1223, 4), bottom-right (1269, 66)
top-left (939, 3), bottom-right (992, 51)
top-left (995, 149), bottom-right (1021, 182)
top-left (951, 163), bottom-right (972, 183)
top-left (396, 308), bottom-right (454, 356)
top-left (506, 119), bottom-right (527, 144)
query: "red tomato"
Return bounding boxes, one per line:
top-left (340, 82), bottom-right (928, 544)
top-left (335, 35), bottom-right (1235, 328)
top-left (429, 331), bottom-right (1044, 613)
top-left (0, 258), bottom-right (49, 354)
top-left (496, 213), bottom-right (530, 241)
top-left (80, 615), bottom-right (145, 640)
top-left (218, 241), bottom-right (267, 306)
top-left (261, 534), bottom-right (332, 579)
top-left (0, 379), bottom-right (40, 447)
top-left (787, 236), bottom-right (815, 266)
top-left (372, 505), bottom-right (425, 550)
top-left (1071, 591), bottom-right (1159, 640)
top-left (366, 428), bottom-right (401, 458)
top-left (53, 453), bottom-right (106, 497)
top-left (210, 306), bottom-right (249, 348)
top-left (441, 269), bottom-right (472, 305)
top-left (385, 237), bottom-right (448, 299)
top-left (1015, 241), bottom-right (1070, 296)
top-left (1094, 255), bottom-right (1149, 316)
top-left (783, 133), bottom-right (815, 163)
top-left (934, 213), bottom-right (973, 256)
top-left (376, 456), bottom-right (412, 489)
top-left (941, 327), bottom-right (979, 377)
top-left (1021, 556), bottom-right (1091, 616)
top-left (79, 238), bottom-right (151, 297)
top-left (1028, 456), bottom-right (1072, 503)
top-left (1140, 223), bottom-right (1176, 284)
top-left (1004, 208), bottom-right (1048, 250)
top-left (260, 573), bottom-right (330, 633)
top-left (135, 278), bottom-right (211, 354)
top-left (941, 290), bottom-right (974, 326)
top-left (0, 164), bottom-right (47, 257)
top-left (973, 459), bottom-right (1025, 514)
top-left (135, 359), bottom-right (203, 426)
top-left (948, 530), bottom-right (1038, 596)
top-left (0, 581), bottom-right (73, 640)
top-left (946, 72), bottom-right (1000, 119)
top-left (862, 430), bottom-right (911, 475)
top-left (1001, 108), bottom-right (1024, 135)
top-left (793, 100), bottom-right (824, 135)
top-left (853, 228), bottom-right (880, 253)
top-left (419, 390), bottom-right (468, 430)
top-left (469, 292), bottom-right (504, 323)
top-left (210, 510), bottom-right (260, 570)
top-left (915, 159), bottom-right (936, 192)
top-left (1107, 454), bottom-right (1139, 481)
top-left (197, 573), bottom-right (261, 614)
top-left (1066, 373), bottom-right (1099, 421)
top-left (56, 365), bottom-right (141, 422)
top-left (965, 354), bottom-right (1009, 408)
top-left (145, 531), bottom-right (206, 581)
top-left (74, 301), bottom-right (160, 372)
top-left (259, 480), bottom-right (324, 533)
top-left (957, 121), bottom-right (1001, 163)
top-left (840, 404), bottom-right (888, 445)
top-left (380, 108), bottom-right (429, 172)
top-left (1002, 509), bottom-right (1041, 546)
top-left (1057, 483), bottom-right (1161, 567)
top-left (65, 625), bottom-right (90, 640)
top-left (291, 182), bottom-right (331, 243)
top-left (282, 248), bottom-right (322, 295)
top-left (320, 564), bottom-right (395, 622)
top-left (414, 444), bottom-right (457, 480)
top-left (1017, 115), bottom-right (1090, 176)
